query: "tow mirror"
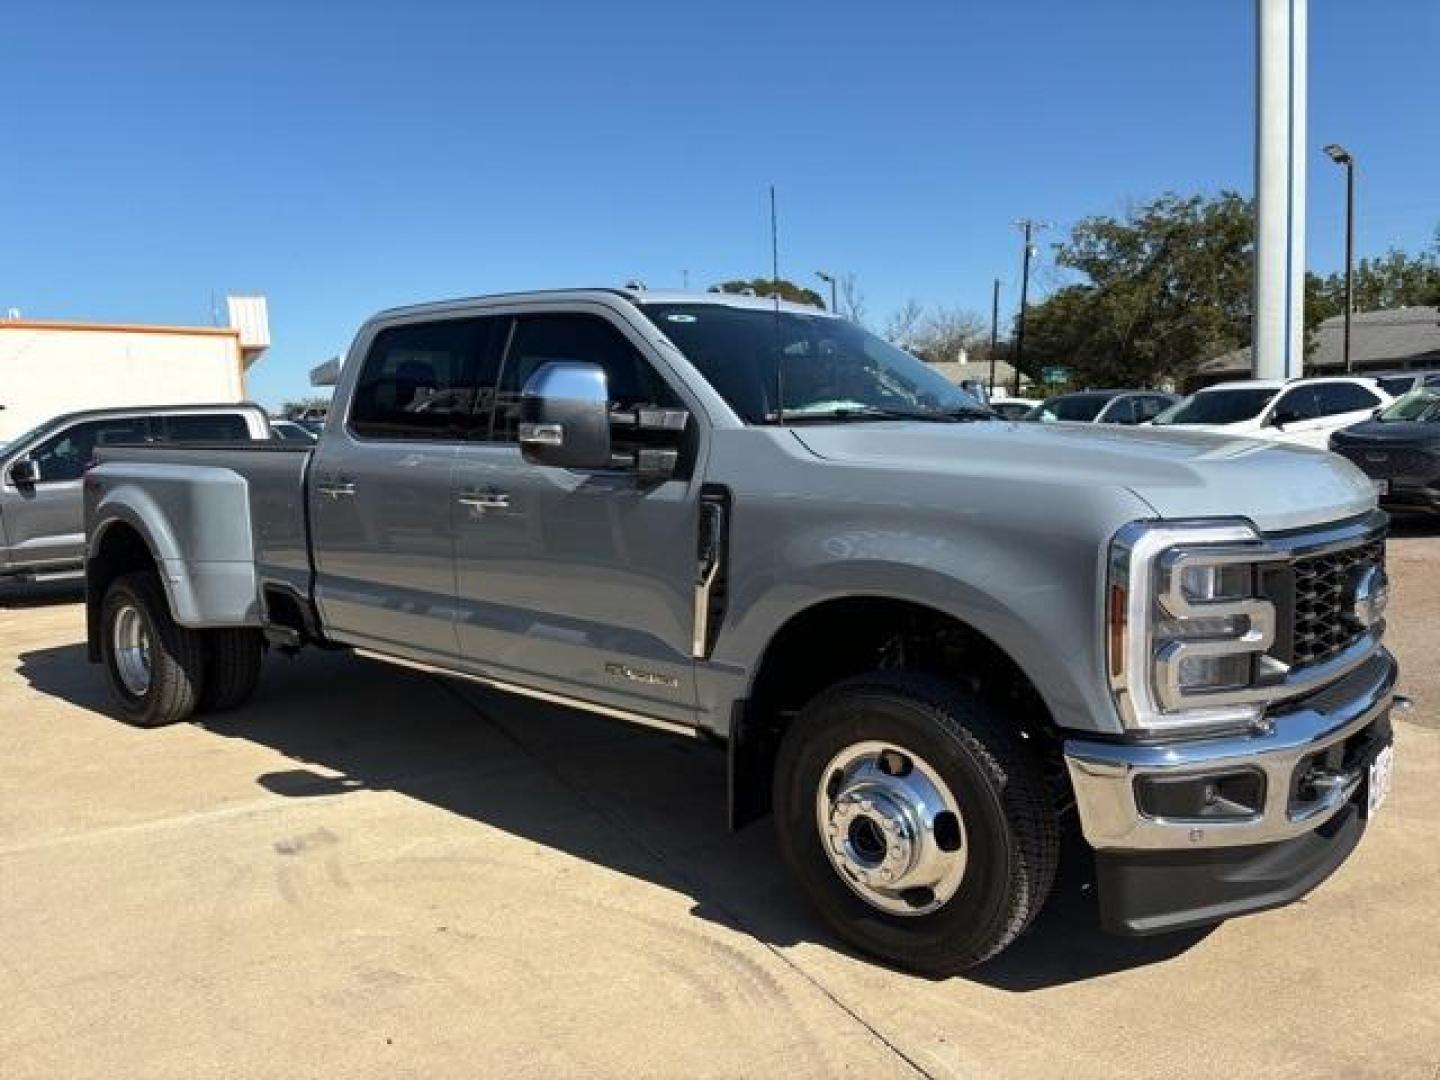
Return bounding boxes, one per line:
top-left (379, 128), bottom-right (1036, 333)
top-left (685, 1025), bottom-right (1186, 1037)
top-left (8, 457), bottom-right (40, 486)
top-left (519, 362), bottom-right (613, 470)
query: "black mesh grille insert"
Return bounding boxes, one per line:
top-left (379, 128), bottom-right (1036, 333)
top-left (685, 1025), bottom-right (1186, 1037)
top-left (1290, 538), bottom-right (1385, 667)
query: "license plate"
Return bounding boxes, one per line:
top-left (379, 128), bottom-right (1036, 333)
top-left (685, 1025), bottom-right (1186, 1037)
top-left (1373, 479), bottom-right (1390, 496)
top-left (1368, 743), bottom-right (1395, 816)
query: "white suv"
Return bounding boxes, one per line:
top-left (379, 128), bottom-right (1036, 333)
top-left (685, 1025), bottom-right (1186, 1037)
top-left (1150, 377), bottom-right (1392, 449)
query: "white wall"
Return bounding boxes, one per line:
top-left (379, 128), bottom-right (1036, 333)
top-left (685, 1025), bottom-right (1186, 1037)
top-left (0, 326), bottom-right (244, 441)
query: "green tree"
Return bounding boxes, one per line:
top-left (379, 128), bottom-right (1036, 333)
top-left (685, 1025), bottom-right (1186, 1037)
top-left (1021, 192), bottom-right (1256, 388)
top-left (710, 277), bottom-right (826, 309)
top-left (1309, 247), bottom-right (1440, 317)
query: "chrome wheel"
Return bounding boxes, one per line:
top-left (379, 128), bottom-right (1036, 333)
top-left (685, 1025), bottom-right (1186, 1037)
top-left (112, 604), bottom-right (153, 697)
top-left (815, 740), bottom-right (967, 916)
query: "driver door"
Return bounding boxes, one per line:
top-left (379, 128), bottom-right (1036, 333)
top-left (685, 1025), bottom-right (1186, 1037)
top-left (451, 307), bottom-right (702, 723)
top-left (2, 415), bottom-right (152, 570)
top-left (1263, 386), bottom-right (1326, 446)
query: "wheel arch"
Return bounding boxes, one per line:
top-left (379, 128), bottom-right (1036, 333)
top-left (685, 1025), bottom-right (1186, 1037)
top-left (728, 594), bottom-right (1071, 830)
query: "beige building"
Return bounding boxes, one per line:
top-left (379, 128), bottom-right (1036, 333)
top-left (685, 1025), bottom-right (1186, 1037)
top-left (0, 297), bottom-right (269, 441)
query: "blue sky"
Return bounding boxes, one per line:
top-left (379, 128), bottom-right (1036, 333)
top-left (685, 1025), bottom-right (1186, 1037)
top-left (4, 0), bottom-right (1437, 407)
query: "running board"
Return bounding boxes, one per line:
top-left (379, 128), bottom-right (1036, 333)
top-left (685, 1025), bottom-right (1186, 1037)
top-left (350, 648), bottom-right (702, 741)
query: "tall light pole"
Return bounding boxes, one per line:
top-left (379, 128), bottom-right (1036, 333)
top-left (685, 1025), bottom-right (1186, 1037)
top-left (815, 270), bottom-right (838, 314)
top-left (1323, 143), bottom-right (1356, 373)
top-left (1012, 219), bottom-right (1047, 397)
top-left (988, 278), bottom-right (1001, 395)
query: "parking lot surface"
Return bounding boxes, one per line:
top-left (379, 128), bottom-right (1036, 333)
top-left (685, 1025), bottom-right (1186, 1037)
top-left (1, 530), bottom-right (1437, 1079)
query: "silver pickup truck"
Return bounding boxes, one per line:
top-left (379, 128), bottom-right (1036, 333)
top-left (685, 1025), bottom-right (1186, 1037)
top-left (83, 288), bottom-right (1403, 974)
top-left (0, 403), bottom-right (270, 580)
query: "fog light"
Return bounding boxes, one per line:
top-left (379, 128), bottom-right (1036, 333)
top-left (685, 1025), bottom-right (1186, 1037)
top-left (1176, 653), bottom-right (1252, 693)
top-left (1135, 770), bottom-right (1266, 820)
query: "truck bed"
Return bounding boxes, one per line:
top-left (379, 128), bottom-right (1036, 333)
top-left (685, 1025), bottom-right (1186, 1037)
top-left (91, 441), bottom-right (315, 607)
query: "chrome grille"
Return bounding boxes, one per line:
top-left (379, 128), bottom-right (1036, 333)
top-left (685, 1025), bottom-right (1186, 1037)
top-left (1290, 537), bottom-right (1385, 667)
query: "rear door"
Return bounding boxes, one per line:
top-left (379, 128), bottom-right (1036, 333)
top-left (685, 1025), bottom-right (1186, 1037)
top-left (309, 314), bottom-right (504, 663)
top-left (451, 306), bottom-right (703, 722)
top-left (1, 415), bottom-right (152, 570)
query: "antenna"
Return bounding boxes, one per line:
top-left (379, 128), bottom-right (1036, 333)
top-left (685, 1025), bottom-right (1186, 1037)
top-left (770, 184), bottom-right (785, 425)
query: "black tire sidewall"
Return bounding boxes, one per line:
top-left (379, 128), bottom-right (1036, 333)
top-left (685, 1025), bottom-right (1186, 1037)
top-left (99, 572), bottom-right (201, 727)
top-left (775, 682), bottom-right (1023, 966)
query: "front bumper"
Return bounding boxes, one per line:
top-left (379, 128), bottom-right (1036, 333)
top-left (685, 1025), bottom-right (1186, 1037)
top-left (1064, 649), bottom-right (1398, 933)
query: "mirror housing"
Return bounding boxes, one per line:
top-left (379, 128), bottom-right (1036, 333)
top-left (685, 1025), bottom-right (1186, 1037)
top-left (7, 457), bottom-right (40, 486)
top-left (518, 362), bottom-right (613, 470)
top-left (1268, 409), bottom-right (1297, 429)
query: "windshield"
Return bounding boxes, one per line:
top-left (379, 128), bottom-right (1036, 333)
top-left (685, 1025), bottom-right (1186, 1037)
top-left (0, 419), bottom-right (59, 460)
top-left (1377, 388), bottom-right (1440, 423)
top-left (639, 304), bottom-right (987, 423)
top-left (1030, 394), bottom-right (1113, 423)
top-left (1153, 387), bottom-right (1277, 425)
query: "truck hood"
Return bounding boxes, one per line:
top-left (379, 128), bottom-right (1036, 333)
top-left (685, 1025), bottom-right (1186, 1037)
top-left (790, 421), bottom-right (1376, 532)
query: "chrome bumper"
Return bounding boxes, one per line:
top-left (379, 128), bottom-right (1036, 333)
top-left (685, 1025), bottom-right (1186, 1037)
top-left (1065, 649), bottom-right (1399, 851)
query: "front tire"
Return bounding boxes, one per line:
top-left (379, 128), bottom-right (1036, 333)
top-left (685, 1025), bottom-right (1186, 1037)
top-left (100, 571), bottom-right (206, 727)
top-left (773, 672), bottom-right (1059, 975)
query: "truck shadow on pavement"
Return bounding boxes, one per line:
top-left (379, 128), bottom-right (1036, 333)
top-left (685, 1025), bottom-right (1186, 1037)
top-left (0, 579), bottom-right (85, 609)
top-left (17, 641), bottom-right (1210, 990)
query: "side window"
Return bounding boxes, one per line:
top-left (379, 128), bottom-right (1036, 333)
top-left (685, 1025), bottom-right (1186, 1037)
top-left (1312, 383), bottom-right (1381, 417)
top-left (30, 417), bottom-right (151, 483)
top-left (1272, 387), bottom-right (1318, 423)
top-left (349, 316), bottom-right (506, 440)
top-left (491, 313), bottom-right (679, 443)
top-left (1136, 396), bottom-right (1169, 422)
top-left (1103, 397), bottom-right (1139, 424)
top-left (161, 414), bottom-right (252, 442)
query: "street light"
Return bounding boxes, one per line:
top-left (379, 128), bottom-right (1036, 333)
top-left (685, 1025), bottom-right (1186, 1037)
top-left (815, 270), bottom-right (838, 314)
top-left (1323, 143), bottom-right (1356, 373)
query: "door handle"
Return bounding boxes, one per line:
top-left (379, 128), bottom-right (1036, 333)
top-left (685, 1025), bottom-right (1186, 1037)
top-left (317, 480), bottom-right (356, 499)
top-left (457, 489), bottom-right (510, 510)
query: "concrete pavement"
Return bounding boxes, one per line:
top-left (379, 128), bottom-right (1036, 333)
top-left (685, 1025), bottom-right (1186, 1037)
top-left (1, 535), bottom-right (1437, 1078)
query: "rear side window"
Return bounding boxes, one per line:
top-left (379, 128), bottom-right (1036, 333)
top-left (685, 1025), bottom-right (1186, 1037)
top-left (161, 414), bottom-right (251, 441)
top-left (350, 317), bottom-right (506, 440)
top-left (29, 417), bottom-right (152, 483)
top-left (490, 313), bottom-right (678, 442)
top-left (1312, 383), bottom-right (1381, 417)
top-left (1135, 395), bottom-right (1171, 421)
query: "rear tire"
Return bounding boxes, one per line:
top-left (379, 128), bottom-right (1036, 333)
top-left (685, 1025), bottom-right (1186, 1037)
top-left (773, 671), bottom-right (1059, 975)
top-left (100, 571), bottom-right (206, 727)
top-left (198, 629), bottom-right (264, 713)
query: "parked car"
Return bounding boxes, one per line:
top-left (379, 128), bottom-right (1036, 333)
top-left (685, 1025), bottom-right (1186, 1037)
top-left (1025, 389), bottom-right (1178, 424)
top-left (0, 403), bottom-right (270, 580)
top-left (1330, 387), bottom-right (1440, 514)
top-left (1151, 377), bottom-right (1392, 449)
top-left (270, 419), bottom-right (319, 443)
top-left (83, 288), bottom-right (1399, 974)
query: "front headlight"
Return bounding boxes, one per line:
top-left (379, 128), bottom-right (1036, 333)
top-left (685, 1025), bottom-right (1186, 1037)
top-left (1108, 520), bottom-right (1286, 734)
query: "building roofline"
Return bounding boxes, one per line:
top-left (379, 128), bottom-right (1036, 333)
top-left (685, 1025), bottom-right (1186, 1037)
top-left (0, 319), bottom-right (240, 338)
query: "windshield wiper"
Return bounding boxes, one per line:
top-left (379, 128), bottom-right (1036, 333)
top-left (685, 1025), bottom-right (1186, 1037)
top-left (763, 405), bottom-right (964, 424)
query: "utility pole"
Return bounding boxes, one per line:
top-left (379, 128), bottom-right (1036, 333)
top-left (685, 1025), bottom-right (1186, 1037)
top-left (1012, 219), bottom-right (1047, 397)
top-left (988, 278), bottom-right (1001, 395)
